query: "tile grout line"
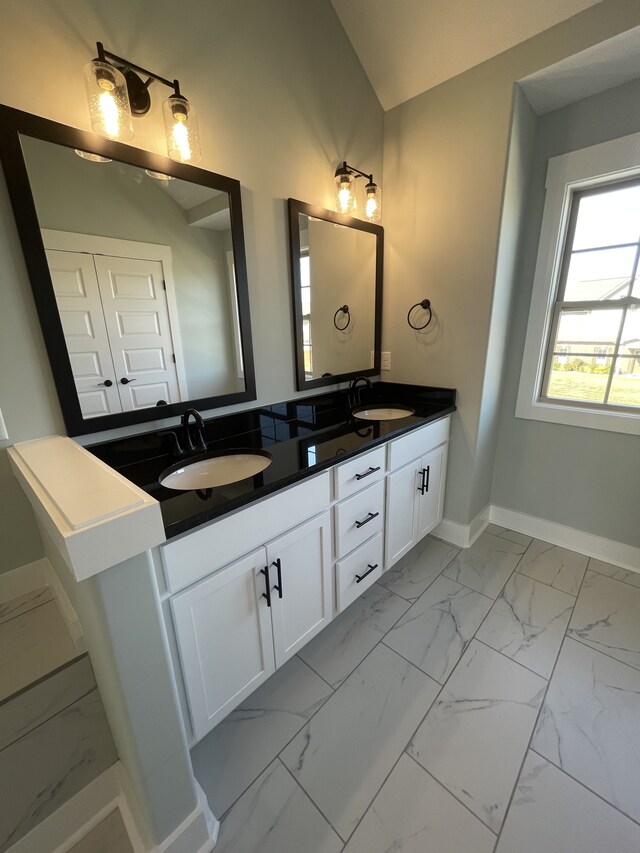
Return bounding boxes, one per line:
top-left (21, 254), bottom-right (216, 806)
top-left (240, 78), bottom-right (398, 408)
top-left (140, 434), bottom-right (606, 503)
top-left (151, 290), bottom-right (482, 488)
top-left (0, 595), bottom-right (58, 627)
top-left (528, 746), bottom-right (640, 830)
top-left (564, 632), bottom-right (640, 672)
top-left (404, 749), bottom-right (499, 839)
top-left (295, 653), bottom-right (337, 693)
top-left (214, 667), bottom-right (337, 822)
top-left (335, 666), bottom-right (446, 847)
top-left (0, 684), bottom-right (98, 755)
top-left (277, 756), bottom-right (345, 846)
top-left (490, 553), bottom-right (590, 849)
top-left (587, 557), bottom-right (640, 590)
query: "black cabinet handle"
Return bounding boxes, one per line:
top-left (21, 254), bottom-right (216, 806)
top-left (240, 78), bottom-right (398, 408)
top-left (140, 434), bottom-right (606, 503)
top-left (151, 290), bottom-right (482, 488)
top-left (355, 563), bottom-right (379, 583)
top-left (355, 511), bottom-right (380, 529)
top-left (272, 558), bottom-right (283, 599)
top-left (120, 377), bottom-right (137, 384)
top-left (98, 379), bottom-right (113, 387)
top-left (355, 465), bottom-right (381, 481)
top-left (260, 565), bottom-right (271, 607)
top-left (424, 465), bottom-right (430, 493)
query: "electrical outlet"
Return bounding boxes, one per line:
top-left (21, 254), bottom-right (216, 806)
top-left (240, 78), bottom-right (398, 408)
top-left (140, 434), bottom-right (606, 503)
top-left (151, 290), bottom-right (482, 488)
top-left (0, 409), bottom-right (8, 441)
top-left (381, 351), bottom-right (391, 371)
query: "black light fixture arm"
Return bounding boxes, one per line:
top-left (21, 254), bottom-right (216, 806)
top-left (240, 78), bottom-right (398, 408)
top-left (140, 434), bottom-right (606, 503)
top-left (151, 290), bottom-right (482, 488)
top-left (335, 160), bottom-right (374, 184)
top-left (95, 41), bottom-right (182, 99)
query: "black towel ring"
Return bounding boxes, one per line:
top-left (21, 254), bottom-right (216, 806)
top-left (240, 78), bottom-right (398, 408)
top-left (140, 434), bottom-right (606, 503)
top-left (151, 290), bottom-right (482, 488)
top-left (333, 304), bottom-right (351, 331)
top-left (407, 298), bottom-right (432, 330)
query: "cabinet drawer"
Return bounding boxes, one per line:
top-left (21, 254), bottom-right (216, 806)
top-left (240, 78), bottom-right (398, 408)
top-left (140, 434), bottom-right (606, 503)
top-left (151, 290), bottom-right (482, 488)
top-left (387, 416), bottom-right (450, 471)
top-left (162, 472), bottom-right (331, 592)
top-left (335, 531), bottom-right (384, 612)
top-left (335, 480), bottom-right (385, 559)
top-left (334, 446), bottom-right (386, 501)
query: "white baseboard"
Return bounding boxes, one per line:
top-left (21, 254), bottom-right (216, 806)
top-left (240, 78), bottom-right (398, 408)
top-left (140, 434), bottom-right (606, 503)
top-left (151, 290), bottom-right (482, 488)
top-left (433, 505), bottom-right (489, 549)
top-left (6, 762), bottom-right (218, 853)
top-left (0, 558), bottom-right (49, 603)
top-left (434, 505), bottom-right (639, 574)
top-left (489, 505), bottom-right (640, 573)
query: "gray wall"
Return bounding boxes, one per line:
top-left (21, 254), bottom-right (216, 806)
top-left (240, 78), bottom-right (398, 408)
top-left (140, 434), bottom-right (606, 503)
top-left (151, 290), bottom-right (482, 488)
top-left (491, 76), bottom-right (640, 548)
top-left (0, 0), bottom-right (383, 573)
top-left (382, 0), bottom-right (640, 529)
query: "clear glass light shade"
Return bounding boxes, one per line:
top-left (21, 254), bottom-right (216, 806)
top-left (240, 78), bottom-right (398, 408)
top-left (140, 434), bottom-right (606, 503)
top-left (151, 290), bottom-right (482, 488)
top-left (335, 172), bottom-right (356, 215)
top-left (163, 96), bottom-right (201, 164)
top-left (83, 60), bottom-right (133, 141)
top-left (364, 181), bottom-right (381, 221)
top-left (74, 149), bottom-right (112, 163)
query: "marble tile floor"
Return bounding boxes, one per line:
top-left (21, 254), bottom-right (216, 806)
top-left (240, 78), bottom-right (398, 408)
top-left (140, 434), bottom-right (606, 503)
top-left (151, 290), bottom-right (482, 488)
top-left (0, 587), bottom-right (78, 702)
top-left (192, 529), bottom-right (640, 852)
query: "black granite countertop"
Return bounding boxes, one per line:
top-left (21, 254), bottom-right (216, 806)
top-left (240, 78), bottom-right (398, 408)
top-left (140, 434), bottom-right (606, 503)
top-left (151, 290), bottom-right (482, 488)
top-left (87, 382), bottom-right (456, 539)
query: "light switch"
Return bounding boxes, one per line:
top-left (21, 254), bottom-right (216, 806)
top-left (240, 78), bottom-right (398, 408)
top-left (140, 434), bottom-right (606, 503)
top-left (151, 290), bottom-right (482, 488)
top-left (381, 352), bottom-right (391, 371)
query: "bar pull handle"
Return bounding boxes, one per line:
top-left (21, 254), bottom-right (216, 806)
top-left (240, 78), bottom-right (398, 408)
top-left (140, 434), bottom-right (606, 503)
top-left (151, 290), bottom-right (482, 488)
top-left (424, 465), bottom-right (430, 493)
top-left (271, 558), bottom-right (283, 599)
top-left (355, 465), bottom-right (381, 481)
top-left (355, 511), bottom-right (380, 529)
top-left (355, 563), bottom-right (379, 583)
top-left (260, 565), bottom-right (271, 607)
top-left (417, 468), bottom-right (426, 495)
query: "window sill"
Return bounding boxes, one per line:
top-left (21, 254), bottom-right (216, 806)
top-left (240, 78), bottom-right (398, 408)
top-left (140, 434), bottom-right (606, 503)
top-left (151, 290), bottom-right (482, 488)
top-left (515, 396), bottom-right (640, 435)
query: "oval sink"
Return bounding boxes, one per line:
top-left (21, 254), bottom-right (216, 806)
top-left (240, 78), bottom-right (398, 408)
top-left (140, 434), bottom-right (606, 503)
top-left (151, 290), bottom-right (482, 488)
top-left (160, 450), bottom-right (272, 491)
top-left (352, 405), bottom-right (415, 421)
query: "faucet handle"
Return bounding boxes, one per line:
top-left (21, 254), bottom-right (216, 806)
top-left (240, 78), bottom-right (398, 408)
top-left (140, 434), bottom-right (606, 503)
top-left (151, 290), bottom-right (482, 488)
top-left (158, 430), bottom-right (184, 456)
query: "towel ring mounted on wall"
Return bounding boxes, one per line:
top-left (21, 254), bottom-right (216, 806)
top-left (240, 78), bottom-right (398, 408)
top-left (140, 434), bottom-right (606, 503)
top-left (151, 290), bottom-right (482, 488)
top-left (333, 304), bottom-right (351, 331)
top-left (407, 298), bottom-right (433, 330)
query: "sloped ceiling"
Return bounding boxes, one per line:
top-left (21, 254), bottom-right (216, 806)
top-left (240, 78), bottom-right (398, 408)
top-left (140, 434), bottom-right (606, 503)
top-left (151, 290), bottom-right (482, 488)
top-left (331, 0), bottom-right (603, 110)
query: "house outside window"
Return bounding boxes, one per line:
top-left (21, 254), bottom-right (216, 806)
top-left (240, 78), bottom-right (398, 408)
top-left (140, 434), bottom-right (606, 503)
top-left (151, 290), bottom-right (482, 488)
top-left (517, 132), bottom-right (640, 436)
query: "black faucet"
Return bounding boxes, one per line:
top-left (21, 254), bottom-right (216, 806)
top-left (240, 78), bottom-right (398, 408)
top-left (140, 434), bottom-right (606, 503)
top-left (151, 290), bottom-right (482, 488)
top-left (181, 409), bottom-right (207, 453)
top-left (157, 408), bottom-right (207, 457)
top-left (348, 376), bottom-right (373, 409)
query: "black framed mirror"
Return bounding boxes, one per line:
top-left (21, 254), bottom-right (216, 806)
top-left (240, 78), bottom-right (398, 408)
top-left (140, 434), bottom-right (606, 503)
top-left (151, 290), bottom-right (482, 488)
top-left (288, 198), bottom-right (383, 391)
top-left (0, 105), bottom-right (256, 436)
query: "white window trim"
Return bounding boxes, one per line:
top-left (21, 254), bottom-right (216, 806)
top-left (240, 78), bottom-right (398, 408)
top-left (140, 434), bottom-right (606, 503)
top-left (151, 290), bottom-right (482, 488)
top-left (516, 131), bottom-right (640, 436)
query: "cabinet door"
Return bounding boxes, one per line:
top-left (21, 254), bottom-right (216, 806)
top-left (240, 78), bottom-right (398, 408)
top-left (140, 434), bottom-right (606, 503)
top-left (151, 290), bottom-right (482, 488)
top-left (385, 460), bottom-right (421, 569)
top-left (415, 444), bottom-right (448, 541)
top-left (267, 512), bottom-right (332, 667)
top-left (171, 548), bottom-right (275, 741)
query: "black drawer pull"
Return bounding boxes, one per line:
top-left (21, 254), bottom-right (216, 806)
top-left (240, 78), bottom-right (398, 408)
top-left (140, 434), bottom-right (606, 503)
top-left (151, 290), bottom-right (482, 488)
top-left (260, 565), bottom-right (271, 607)
top-left (424, 465), bottom-right (430, 493)
top-left (355, 563), bottom-right (379, 583)
top-left (355, 465), bottom-right (381, 481)
top-left (355, 511), bottom-right (380, 529)
top-left (272, 557), bottom-right (283, 599)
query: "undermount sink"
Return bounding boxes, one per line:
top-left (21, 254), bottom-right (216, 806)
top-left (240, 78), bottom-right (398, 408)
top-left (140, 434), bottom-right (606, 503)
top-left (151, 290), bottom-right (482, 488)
top-left (352, 405), bottom-right (415, 421)
top-left (159, 450), bottom-right (272, 491)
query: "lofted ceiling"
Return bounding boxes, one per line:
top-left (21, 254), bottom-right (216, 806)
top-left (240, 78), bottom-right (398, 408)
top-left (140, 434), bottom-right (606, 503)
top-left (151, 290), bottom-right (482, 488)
top-left (331, 0), bottom-right (603, 110)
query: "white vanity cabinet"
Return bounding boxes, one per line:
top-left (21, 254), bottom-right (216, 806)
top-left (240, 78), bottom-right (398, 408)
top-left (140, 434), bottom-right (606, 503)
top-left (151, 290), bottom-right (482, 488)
top-left (164, 474), bottom-right (332, 741)
top-left (171, 548), bottom-right (276, 739)
top-left (163, 416), bottom-right (452, 742)
top-left (385, 418), bottom-right (450, 568)
top-left (267, 511), bottom-right (332, 665)
top-left (171, 511), bottom-right (331, 741)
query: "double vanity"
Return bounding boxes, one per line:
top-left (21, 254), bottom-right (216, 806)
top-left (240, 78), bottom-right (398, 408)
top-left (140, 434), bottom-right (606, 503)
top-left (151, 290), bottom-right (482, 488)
top-left (0, 102), bottom-right (456, 843)
top-left (87, 381), bottom-right (455, 742)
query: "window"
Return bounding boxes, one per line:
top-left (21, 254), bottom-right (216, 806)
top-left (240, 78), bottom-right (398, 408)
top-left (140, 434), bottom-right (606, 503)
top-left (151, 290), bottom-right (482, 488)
top-left (300, 253), bottom-right (313, 377)
top-left (517, 132), bottom-right (640, 436)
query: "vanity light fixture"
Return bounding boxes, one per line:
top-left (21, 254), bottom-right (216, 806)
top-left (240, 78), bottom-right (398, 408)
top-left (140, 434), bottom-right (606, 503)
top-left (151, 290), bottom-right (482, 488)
top-left (334, 161), bottom-right (381, 221)
top-left (82, 42), bottom-right (201, 163)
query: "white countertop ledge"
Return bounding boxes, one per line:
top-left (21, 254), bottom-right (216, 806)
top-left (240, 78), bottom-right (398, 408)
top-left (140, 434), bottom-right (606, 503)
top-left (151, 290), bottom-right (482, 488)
top-left (8, 436), bottom-right (166, 581)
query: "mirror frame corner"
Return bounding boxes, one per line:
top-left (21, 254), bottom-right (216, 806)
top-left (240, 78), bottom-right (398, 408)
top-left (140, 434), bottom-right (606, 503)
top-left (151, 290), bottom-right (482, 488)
top-left (0, 103), bottom-right (257, 436)
top-left (287, 197), bottom-right (383, 392)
